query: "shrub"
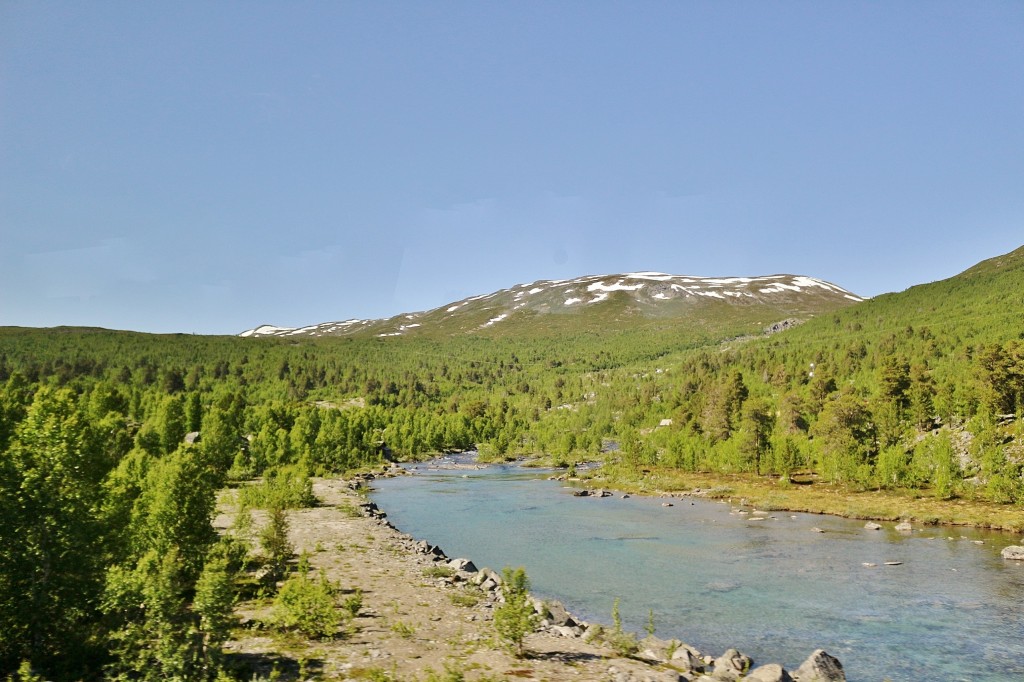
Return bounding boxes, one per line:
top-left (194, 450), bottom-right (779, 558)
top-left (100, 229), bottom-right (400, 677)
top-left (493, 567), bottom-right (538, 658)
top-left (272, 572), bottom-right (340, 639)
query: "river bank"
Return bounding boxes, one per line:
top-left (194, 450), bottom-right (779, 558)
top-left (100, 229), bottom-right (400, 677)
top-left (217, 474), bottom-right (847, 681)
top-left (558, 464), bottom-right (1024, 532)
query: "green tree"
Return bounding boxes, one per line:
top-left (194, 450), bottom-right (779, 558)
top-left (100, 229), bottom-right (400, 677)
top-left (878, 355), bottom-right (911, 411)
top-left (157, 395), bottom-right (187, 456)
top-left (493, 567), bottom-right (538, 658)
top-left (737, 398), bottom-right (774, 474)
top-left (810, 393), bottom-right (875, 485)
top-left (0, 388), bottom-right (106, 676)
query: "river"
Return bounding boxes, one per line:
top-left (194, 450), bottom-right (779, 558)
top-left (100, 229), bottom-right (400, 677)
top-left (370, 456), bottom-right (1024, 681)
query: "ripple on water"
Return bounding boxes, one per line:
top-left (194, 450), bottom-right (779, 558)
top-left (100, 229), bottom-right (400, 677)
top-left (372, 462), bottom-right (1024, 682)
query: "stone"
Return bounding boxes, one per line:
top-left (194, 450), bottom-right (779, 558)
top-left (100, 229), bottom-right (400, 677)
top-left (1001, 545), bottom-right (1024, 560)
top-left (864, 522), bottom-right (882, 530)
top-left (448, 557), bottom-right (478, 573)
top-left (746, 664), bottom-right (793, 682)
top-left (670, 646), bottom-right (705, 673)
top-left (895, 521), bottom-right (912, 532)
top-left (712, 648), bottom-right (753, 680)
top-left (573, 489), bottom-right (590, 497)
top-left (544, 600), bottom-right (577, 627)
top-left (811, 527), bottom-right (824, 533)
top-left (793, 649), bottom-right (845, 682)
top-left (549, 625), bottom-right (580, 638)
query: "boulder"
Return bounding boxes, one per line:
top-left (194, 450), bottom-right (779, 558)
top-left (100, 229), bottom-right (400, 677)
top-left (638, 648), bottom-right (666, 663)
top-left (544, 600), bottom-right (577, 627)
top-left (670, 646), bottom-right (705, 673)
top-left (1001, 545), bottom-right (1024, 560)
top-left (793, 649), bottom-right (845, 682)
top-left (746, 664), bottom-right (793, 682)
top-left (712, 648), bottom-right (752, 680)
top-left (895, 521), bottom-right (912, 532)
top-left (549, 625), bottom-right (581, 638)
top-left (864, 522), bottom-right (882, 530)
top-left (573, 489), bottom-right (591, 497)
top-left (448, 558), bottom-right (477, 573)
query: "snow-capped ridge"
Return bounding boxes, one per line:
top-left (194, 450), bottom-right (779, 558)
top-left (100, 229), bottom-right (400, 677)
top-left (239, 271), bottom-right (863, 338)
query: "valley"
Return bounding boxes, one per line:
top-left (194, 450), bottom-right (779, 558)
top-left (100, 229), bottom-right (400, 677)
top-left (1, 245), bottom-right (1023, 679)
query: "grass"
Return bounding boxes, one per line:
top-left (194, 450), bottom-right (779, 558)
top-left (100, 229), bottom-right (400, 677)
top-left (449, 588), bottom-right (483, 608)
top-left (390, 620), bottom-right (416, 639)
top-left (423, 566), bottom-right (457, 579)
top-left (591, 467), bottom-right (1024, 531)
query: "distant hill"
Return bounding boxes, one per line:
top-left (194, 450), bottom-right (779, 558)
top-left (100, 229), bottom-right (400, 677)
top-left (240, 272), bottom-right (863, 341)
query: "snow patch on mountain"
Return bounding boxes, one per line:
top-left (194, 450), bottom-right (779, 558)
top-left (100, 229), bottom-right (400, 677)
top-left (239, 271), bottom-right (864, 338)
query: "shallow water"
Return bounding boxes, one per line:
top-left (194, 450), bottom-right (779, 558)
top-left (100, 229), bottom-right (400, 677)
top-left (370, 458), bottom-right (1024, 681)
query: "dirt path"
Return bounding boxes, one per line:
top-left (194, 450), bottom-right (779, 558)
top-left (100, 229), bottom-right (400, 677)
top-left (216, 477), bottom-right (689, 681)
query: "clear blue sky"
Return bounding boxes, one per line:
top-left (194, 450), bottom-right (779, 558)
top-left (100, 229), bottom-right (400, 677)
top-left (2, 2), bottom-right (1022, 334)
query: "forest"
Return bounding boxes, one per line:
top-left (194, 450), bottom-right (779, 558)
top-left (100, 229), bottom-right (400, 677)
top-left (1, 246), bottom-right (1023, 679)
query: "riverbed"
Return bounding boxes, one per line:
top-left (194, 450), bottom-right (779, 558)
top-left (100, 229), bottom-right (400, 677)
top-left (371, 456), bottom-right (1024, 682)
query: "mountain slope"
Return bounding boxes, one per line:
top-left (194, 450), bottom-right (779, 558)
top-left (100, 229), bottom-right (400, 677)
top-left (240, 272), bottom-right (863, 341)
top-left (767, 244), bottom-right (1024, 354)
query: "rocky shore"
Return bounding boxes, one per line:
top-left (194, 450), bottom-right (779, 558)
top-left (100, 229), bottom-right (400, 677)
top-left (218, 468), bottom-right (849, 680)
top-left (346, 467), bottom-right (847, 681)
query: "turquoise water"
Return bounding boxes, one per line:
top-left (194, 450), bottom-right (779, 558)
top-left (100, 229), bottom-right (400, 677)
top-left (370, 457), bottom-right (1024, 681)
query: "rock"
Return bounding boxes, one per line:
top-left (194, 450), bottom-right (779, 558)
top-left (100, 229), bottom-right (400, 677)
top-left (622, 493), bottom-right (630, 499)
top-left (670, 646), bottom-right (705, 673)
top-left (662, 502), bottom-right (674, 507)
top-left (1001, 545), bottom-right (1024, 560)
top-left (895, 521), bottom-right (912, 532)
top-left (712, 648), bottom-right (753, 680)
top-left (864, 522), bottom-right (882, 530)
top-left (746, 664), bottom-right (794, 682)
top-left (793, 649), bottom-right (845, 682)
top-left (811, 527), bottom-right (824, 533)
top-left (573, 489), bottom-right (590, 497)
top-left (549, 625), bottom-right (580, 638)
top-left (448, 558), bottom-right (477, 573)
top-left (480, 579), bottom-right (498, 592)
top-left (544, 600), bottom-right (577, 627)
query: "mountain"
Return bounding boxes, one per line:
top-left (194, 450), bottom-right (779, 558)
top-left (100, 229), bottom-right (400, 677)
top-left (240, 272), bottom-right (863, 341)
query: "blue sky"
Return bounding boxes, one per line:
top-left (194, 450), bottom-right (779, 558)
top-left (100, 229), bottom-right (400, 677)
top-left (2, 2), bottom-right (1022, 334)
